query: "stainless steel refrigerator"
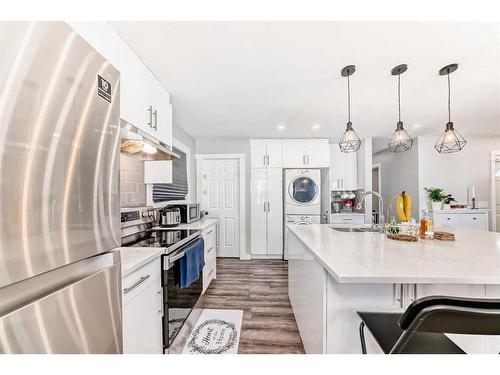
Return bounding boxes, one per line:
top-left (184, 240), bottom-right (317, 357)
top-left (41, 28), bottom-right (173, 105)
top-left (0, 22), bottom-right (122, 353)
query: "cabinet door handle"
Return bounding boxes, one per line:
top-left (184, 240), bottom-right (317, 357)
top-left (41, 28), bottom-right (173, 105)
top-left (147, 106), bottom-right (153, 128)
top-left (337, 179), bottom-right (340, 189)
top-left (266, 155), bottom-right (270, 166)
top-left (153, 109), bottom-right (158, 130)
top-left (395, 284), bottom-right (404, 308)
top-left (263, 155), bottom-right (266, 166)
top-left (207, 246), bottom-right (214, 254)
top-left (307, 154), bottom-right (310, 165)
top-left (267, 202), bottom-right (270, 212)
top-left (123, 274), bottom-right (150, 294)
top-left (264, 202), bottom-right (267, 212)
top-left (158, 289), bottom-right (164, 315)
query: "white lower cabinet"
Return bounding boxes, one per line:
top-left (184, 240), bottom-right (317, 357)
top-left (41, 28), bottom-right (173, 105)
top-left (202, 223), bottom-right (217, 293)
top-left (122, 257), bottom-right (163, 354)
top-left (432, 211), bottom-right (489, 231)
top-left (330, 214), bottom-right (365, 225)
top-left (250, 168), bottom-right (283, 257)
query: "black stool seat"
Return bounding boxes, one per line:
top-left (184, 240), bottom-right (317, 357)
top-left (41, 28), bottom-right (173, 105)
top-left (358, 312), bottom-right (465, 354)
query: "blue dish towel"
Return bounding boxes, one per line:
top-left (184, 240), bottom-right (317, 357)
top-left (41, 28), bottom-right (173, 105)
top-left (179, 238), bottom-right (205, 289)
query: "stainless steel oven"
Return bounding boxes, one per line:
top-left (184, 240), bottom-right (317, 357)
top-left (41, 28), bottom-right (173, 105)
top-left (120, 207), bottom-right (204, 352)
top-left (162, 237), bottom-right (203, 349)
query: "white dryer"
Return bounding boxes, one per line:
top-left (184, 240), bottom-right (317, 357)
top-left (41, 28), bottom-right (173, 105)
top-left (284, 169), bottom-right (321, 215)
top-left (283, 214), bottom-right (321, 260)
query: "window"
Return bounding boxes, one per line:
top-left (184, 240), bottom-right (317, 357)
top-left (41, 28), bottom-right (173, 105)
top-left (152, 147), bottom-right (188, 202)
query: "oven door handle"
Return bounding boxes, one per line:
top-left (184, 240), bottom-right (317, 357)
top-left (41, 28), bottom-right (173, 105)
top-left (169, 250), bottom-right (187, 263)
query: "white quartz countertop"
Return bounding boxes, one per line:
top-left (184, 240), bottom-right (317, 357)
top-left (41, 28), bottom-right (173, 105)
top-left (153, 217), bottom-right (218, 231)
top-left (113, 247), bottom-right (164, 277)
top-left (288, 224), bottom-right (500, 284)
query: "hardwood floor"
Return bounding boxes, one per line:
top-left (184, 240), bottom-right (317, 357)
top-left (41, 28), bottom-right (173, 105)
top-left (201, 258), bottom-right (305, 354)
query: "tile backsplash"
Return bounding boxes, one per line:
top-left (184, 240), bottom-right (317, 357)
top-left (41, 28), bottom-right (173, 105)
top-left (120, 154), bottom-right (146, 207)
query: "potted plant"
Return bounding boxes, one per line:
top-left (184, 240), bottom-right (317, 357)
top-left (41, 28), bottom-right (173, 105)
top-left (424, 187), bottom-right (445, 211)
top-left (442, 194), bottom-right (456, 210)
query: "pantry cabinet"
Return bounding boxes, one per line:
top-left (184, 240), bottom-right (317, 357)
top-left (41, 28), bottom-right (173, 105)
top-left (250, 139), bottom-right (283, 168)
top-left (282, 139), bottom-right (330, 168)
top-left (432, 211), bottom-right (489, 231)
top-left (250, 168), bottom-right (283, 256)
top-left (331, 144), bottom-right (357, 191)
top-left (67, 21), bottom-right (173, 149)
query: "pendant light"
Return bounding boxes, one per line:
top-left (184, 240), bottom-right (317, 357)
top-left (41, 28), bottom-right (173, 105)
top-left (388, 64), bottom-right (413, 152)
top-left (434, 63), bottom-right (466, 154)
top-left (339, 65), bottom-right (361, 153)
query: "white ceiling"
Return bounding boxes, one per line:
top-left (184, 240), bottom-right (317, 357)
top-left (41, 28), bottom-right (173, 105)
top-left (111, 22), bottom-right (500, 141)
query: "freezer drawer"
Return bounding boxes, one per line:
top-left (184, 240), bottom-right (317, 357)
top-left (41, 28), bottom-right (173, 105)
top-left (0, 253), bottom-right (122, 354)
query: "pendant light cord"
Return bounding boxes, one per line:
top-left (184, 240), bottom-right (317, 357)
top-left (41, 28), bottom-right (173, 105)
top-left (447, 70), bottom-right (451, 123)
top-left (398, 73), bottom-right (401, 122)
top-left (347, 73), bottom-right (351, 123)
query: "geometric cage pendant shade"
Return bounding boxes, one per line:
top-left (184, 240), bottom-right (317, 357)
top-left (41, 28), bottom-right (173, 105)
top-left (434, 122), bottom-right (467, 153)
top-left (388, 64), bottom-right (413, 153)
top-left (339, 65), bottom-right (361, 153)
top-left (389, 121), bottom-right (413, 152)
top-left (435, 63), bottom-right (466, 154)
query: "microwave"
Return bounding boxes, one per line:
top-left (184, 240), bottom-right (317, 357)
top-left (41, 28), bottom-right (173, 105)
top-left (173, 203), bottom-right (200, 223)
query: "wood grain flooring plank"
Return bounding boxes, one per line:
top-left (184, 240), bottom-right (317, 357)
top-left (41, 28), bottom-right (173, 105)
top-left (201, 258), bottom-right (305, 354)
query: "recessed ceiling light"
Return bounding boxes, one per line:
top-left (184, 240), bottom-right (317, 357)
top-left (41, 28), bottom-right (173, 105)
top-left (277, 124), bottom-right (286, 131)
top-left (312, 124), bottom-right (320, 130)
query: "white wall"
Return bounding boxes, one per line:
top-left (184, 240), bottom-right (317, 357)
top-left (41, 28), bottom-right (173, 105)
top-left (417, 136), bottom-right (500, 217)
top-left (373, 138), bottom-right (420, 220)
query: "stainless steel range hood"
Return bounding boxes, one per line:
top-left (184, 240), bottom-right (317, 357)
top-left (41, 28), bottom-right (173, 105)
top-left (120, 121), bottom-right (179, 161)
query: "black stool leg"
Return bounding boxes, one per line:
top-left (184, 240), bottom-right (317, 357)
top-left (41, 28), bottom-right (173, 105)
top-left (359, 321), bottom-right (367, 354)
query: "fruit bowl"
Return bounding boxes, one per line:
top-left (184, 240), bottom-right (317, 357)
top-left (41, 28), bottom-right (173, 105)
top-left (384, 222), bottom-right (420, 242)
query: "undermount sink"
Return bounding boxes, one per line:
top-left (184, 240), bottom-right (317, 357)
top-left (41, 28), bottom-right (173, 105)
top-left (331, 226), bottom-right (381, 233)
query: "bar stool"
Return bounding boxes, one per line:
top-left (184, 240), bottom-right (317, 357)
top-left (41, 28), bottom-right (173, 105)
top-left (357, 296), bottom-right (500, 354)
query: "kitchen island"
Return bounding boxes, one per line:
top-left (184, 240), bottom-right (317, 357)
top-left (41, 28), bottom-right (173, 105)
top-left (287, 224), bottom-right (500, 354)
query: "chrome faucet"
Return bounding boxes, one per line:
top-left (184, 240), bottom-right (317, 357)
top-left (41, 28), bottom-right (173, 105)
top-left (356, 191), bottom-right (384, 226)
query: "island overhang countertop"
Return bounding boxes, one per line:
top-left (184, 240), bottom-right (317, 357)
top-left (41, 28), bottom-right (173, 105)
top-left (288, 224), bottom-right (500, 284)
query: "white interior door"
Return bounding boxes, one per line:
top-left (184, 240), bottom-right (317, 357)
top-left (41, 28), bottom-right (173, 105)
top-left (200, 159), bottom-right (240, 258)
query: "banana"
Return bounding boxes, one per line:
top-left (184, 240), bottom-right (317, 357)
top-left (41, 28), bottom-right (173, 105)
top-left (396, 191), bottom-right (412, 222)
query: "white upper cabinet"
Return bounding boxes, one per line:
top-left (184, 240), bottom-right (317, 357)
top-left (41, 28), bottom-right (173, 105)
top-left (282, 139), bottom-right (330, 168)
top-left (331, 144), bottom-right (357, 190)
top-left (282, 140), bottom-right (306, 168)
top-left (118, 42), bottom-right (172, 148)
top-left (305, 139), bottom-right (330, 167)
top-left (66, 22), bottom-right (120, 68)
top-left (250, 140), bottom-right (283, 168)
top-left (67, 22), bottom-right (173, 149)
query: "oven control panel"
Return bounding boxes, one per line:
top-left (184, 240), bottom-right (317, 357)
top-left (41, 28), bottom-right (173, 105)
top-left (121, 211), bottom-right (140, 223)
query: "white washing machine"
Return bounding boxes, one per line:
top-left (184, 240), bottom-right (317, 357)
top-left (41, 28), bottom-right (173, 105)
top-left (284, 169), bottom-right (321, 215)
top-left (283, 214), bottom-right (321, 260)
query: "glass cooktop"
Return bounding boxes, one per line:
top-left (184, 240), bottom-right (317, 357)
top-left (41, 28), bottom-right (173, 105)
top-left (122, 229), bottom-right (201, 253)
